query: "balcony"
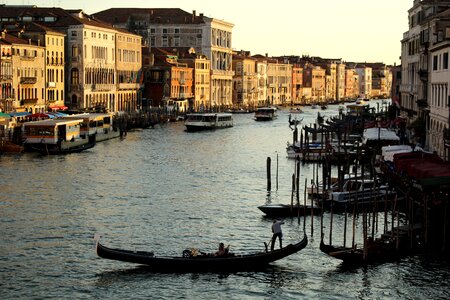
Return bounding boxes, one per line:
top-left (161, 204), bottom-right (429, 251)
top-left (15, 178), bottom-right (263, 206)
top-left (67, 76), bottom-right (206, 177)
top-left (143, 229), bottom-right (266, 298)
top-left (118, 83), bottom-right (140, 90)
top-left (20, 77), bottom-right (37, 84)
top-left (23, 98), bottom-right (38, 104)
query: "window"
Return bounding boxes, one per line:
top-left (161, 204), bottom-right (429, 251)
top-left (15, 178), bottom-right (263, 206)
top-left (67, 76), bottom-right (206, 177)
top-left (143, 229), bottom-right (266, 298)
top-left (433, 55), bottom-right (438, 70)
top-left (444, 52), bottom-right (449, 70)
top-left (174, 28), bottom-right (180, 34)
top-left (72, 45), bottom-right (78, 58)
top-left (71, 68), bottom-right (79, 85)
top-left (163, 28), bottom-right (168, 34)
top-left (71, 31), bottom-right (77, 37)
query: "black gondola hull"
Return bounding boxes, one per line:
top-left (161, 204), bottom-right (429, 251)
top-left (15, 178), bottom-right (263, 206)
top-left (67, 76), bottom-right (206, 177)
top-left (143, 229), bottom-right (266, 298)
top-left (96, 234), bottom-right (308, 272)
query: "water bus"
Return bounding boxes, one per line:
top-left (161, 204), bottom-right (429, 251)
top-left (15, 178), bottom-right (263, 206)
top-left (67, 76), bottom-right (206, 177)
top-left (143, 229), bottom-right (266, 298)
top-left (184, 113), bottom-right (233, 131)
top-left (254, 107), bottom-right (277, 121)
top-left (22, 118), bottom-right (95, 154)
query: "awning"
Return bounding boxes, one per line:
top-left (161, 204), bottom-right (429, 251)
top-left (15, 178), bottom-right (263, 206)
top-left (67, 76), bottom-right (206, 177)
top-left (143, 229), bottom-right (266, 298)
top-left (49, 105), bottom-right (68, 111)
top-left (9, 112), bottom-right (31, 117)
top-left (0, 112), bottom-right (11, 118)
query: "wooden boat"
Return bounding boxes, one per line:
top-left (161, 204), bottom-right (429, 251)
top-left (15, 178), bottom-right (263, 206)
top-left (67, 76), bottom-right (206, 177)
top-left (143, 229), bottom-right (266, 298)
top-left (184, 113), bottom-right (233, 131)
top-left (319, 235), bottom-right (364, 264)
top-left (95, 234), bottom-right (308, 272)
top-left (258, 203), bottom-right (321, 217)
top-left (0, 140), bottom-right (24, 153)
top-left (320, 234), bottom-right (401, 264)
top-left (254, 107), bottom-right (277, 121)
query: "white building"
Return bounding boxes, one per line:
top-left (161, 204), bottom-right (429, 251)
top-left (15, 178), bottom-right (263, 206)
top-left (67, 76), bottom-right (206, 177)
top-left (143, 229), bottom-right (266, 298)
top-left (427, 10), bottom-right (450, 158)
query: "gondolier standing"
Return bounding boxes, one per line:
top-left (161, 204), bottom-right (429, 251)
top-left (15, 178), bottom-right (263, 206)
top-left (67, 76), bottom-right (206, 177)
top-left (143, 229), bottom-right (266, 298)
top-left (271, 219), bottom-right (285, 251)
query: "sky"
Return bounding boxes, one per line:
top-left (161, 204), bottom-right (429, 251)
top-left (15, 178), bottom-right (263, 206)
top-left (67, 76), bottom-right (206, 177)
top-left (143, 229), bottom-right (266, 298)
top-left (3, 0), bottom-right (413, 65)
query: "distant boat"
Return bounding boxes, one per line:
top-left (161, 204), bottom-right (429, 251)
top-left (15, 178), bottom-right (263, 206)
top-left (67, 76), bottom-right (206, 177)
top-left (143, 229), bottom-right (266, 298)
top-left (254, 107), bottom-right (277, 121)
top-left (289, 107), bottom-right (303, 114)
top-left (184, 113), bottom-right (233, 131)
top-left (321, 104), bottom-right (328, 110)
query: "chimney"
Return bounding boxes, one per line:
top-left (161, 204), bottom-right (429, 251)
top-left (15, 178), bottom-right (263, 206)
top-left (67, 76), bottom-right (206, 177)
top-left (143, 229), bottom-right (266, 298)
top-left (192, 10), bottom-right (196, 22)
top-left (200, 13), bottom-right (203, 18)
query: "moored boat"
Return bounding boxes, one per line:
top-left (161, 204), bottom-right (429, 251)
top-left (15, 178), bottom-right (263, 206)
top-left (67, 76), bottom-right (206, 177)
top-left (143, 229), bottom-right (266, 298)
top-left (64, 113), bottom-right (119, 142)
top-left (184, 113), bottom-right (233, 131)
top-left (258, 203), bottom-right (321, 217)
top-left (95, 234), bottom-right (308, 272)
top-left (23, 118), bottom-right (95, 154)
top-left (254, 107), bottom-right (277, 121)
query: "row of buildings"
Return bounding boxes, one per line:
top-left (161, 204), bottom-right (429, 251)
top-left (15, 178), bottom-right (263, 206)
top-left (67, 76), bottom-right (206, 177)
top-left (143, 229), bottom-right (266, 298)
top-left (399, 0), bottom-right (450, 159)
top-left (0, 5), bottom-right (392, 117)
top-left (0, 2), bottom-right (449, 160)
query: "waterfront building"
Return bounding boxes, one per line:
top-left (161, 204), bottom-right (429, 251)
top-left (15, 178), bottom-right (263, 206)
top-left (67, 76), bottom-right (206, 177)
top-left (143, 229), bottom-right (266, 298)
top-left (302, 64), bottom-right (325, 104)
top-left (336, 63), bottom-right (346, 102)
top-left (232, 51), bottom-right (257, 109)
top-left (252, 55), bottom-right (269, 107)
top-left (400, 0), bottom-right (450, 153)
top-left (365, 63), bottom-right (392, 99)
top-left (0, 32), bottom-right (13, 112)
top-left (94, 8), bottom-right (234, 110)
top-left (344, 67), bottom-right (360, 100)
top-left (266, 59), bottom-right (292, 106)
top-left (292, 64), bottom-right (303, 105)
top-left (9, 23), bottom-right (66, 111)
top-left (115, 29), bottom-right (142, 112)
top-left (178, 48), bottom-right (211, 112)
top-left (149, 48), bottom-right (193, 112)
top-left (0, 6), bottom-right (142, 113)
top-left (7, 33), bottom-right (46, 113)
top-left (427, 8), bottom-right (450, 159)
top-left (355, 64), bottom-right (372, 99)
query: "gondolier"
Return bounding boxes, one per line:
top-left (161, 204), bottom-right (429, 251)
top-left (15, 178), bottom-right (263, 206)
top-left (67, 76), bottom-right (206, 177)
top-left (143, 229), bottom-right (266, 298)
top-left (271, 219), bottom-right (285, 251)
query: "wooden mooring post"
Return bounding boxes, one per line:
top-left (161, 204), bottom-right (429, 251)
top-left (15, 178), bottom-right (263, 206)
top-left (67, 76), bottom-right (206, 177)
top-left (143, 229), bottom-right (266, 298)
top-left (266, 157), bottom-right (271, 192)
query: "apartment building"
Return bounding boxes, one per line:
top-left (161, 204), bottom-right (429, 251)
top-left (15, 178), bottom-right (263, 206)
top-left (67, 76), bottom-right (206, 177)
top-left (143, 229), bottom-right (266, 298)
top-left (178, 48), bottom-right (211, 112)
top-left (0, 33), bottom-right (13, 112)
top-left (11, 23), bottom-right (66, 111)
top-left (7, 33), bottom-right (46, 113)
top-left (355, 65), bottom-right (372, 98)
top-left (94, 8), bottom-right (234, 110)
top-left (344, 67), bottom-right (360, 100)
top-left (115, 29), bottom-right (142, 112)
top-left (427, 9), bottom-right (450, 158)
top-left (148, 48), bottom-right (193, 112)
top-left (232, 51), bottom-right (257, 108)
top-left (292, 64), bottom-right (303, 105)
top-left (267, 59), bottom-right (292, 106)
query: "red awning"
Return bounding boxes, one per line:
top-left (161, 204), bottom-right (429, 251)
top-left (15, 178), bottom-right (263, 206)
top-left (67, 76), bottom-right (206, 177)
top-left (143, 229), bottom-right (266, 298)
top-left (49, 105), bottom-right (68, 111)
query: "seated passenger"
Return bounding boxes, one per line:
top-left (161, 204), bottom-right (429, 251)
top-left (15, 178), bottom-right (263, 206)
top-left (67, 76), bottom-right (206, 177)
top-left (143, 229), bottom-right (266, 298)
top-left (214, 242), bottom-right (229, 257)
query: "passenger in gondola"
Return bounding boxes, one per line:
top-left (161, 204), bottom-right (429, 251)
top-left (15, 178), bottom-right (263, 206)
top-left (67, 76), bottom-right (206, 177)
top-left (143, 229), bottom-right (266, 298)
top-left (271, 219), bottom-right (285, 251)
top-left (214, 242), bottom-right (229, 257)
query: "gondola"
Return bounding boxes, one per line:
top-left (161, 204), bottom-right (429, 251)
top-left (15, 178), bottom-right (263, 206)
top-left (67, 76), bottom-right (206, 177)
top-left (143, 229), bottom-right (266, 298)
top-left (95, 233), bottom-right (308, 272)
top-left (319, 234), bottom-right (401, 265)
top-left (258, 203), bottom-right (321, 218)
top-left (319, 236), bottom-right (364, 264)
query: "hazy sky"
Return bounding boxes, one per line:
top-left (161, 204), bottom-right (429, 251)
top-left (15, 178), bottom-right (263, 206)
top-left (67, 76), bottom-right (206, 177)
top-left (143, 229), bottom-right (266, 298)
top-left (4, 0), bottom-right (413, 65)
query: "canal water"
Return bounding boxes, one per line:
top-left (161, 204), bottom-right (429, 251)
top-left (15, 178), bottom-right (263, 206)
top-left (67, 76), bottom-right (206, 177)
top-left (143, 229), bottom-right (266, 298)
top-left (1, 100), bottom-right (449, 299)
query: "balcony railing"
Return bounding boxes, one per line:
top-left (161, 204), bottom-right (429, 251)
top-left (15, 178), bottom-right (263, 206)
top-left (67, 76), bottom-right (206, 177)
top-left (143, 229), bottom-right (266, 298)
top-left (20, 77), bottom-right (37, 84)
